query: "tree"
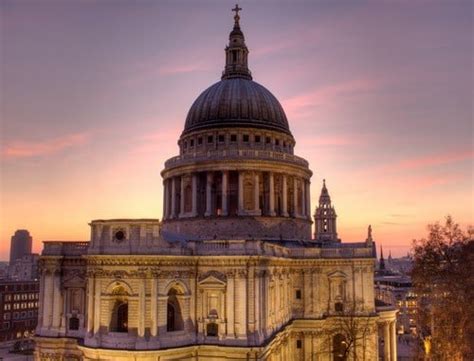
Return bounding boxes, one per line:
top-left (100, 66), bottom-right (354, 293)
top-left (318, 303), bottom-right (377, 361)
top-left (411, 216), bottom-right (474, 360)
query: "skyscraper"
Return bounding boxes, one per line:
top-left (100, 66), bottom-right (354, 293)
top-left (9, 230), bottom-right (32, 263)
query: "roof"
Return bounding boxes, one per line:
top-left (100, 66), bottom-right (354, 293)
top-left (182, 78), bottom-right (292, 136)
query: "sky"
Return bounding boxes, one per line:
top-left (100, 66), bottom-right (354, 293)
top-left (0, 0), bottom-right (472, 260)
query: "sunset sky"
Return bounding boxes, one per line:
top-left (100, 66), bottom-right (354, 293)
top-left (1, 0), bottom-right (472, 260)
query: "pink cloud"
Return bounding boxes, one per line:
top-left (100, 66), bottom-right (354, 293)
top-left (298, 134), bottom-right (365, 147)
top-left (282, 78), bottom-right (378, 117)
top-left (158, 63), bottom-right (210, 76)
top-left (1, 132), bottom-right (90, 159)
top-left (392, 150), bottom-right (474, 171)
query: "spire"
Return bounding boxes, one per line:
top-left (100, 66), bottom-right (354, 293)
top-left (379, 245), bottom-right (386, 270)
top-left (222, 4), bottom-right (252, 80)
top-left (319, 178), bottom-right (331, 205)
top-left (366, 224), bottom-right (373, 245)
top-left (314, 179), bottom-right (338, 242)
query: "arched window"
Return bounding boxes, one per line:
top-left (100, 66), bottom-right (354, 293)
top-left (333, 333), bottom-right (348, 361)
top-left (110, 301), bottom-right (128, 333)
top-left (335, 302), bottom-right (344, 312)
top-left (167, 289), bottom-right (184, 332)
top-left (69, 316), bottom-right (79, 330)
top-left (207, 322), bottom-right (218, 337)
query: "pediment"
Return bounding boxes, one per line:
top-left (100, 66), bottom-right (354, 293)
top-left (327, 270), bottom-right (347, 279)
top-left (63, 274), bottom-right (86, 287)
top-left (198, 275), bottom-right (226, 288)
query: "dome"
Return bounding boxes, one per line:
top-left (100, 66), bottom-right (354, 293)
top-left (183, 78), bottom-right (291, 136)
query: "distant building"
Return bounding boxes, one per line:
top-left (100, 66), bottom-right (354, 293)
top-left (10, 230), bottom-right (33, 263)
top-left (0, 280), bottom-right (39, 342)
top-left (375, 275), bottom-right (416, 334)
top-left (375, 250), bottom-right (417, 335)
top-left (0, 262), bottom-right (9, 280)
top-left (8, 254), bottom-right (39, 281)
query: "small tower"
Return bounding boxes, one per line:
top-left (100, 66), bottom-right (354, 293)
top-left (379, 245), bottom-right (386, 270)
top-left (222, 4), bottom-right (252, 80)
top-left (314, 179), bottom-right (339, 242)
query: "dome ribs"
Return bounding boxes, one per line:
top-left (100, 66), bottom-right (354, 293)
top-left (182, 79), bottom-right (291, 136)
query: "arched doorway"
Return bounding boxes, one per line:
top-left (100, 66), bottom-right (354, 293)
top-left (110, 301), bottom-right (128, 333)
top-left (167, 288), bottom-right (184, 332)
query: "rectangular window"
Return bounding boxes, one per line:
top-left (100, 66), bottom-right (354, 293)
top-left (190, 139), bottom-right (194, 147)
top-left (296, 340), bottom-right (302, 349)
top-left (207, 135), bottom-right (213, 143)
top-left (275, 139), bottom-right (280, 146)
top-left (295, 290), bottom-right (302, 300)
top-left (265, 136), bottom-right (271, 144)
top-left (243, 134), bottom-right (249, 142)
top-left (198, 137), bottom-right (203, 145)
top-left (218, 134), bottom-right (225, 143)
top-left (255, 135), bottom-right (261, 143)
top-left (230, 134), bottom-right (237, 142)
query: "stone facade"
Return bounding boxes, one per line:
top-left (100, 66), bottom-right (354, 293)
top-left (34, 6), bottom-right (397, 361)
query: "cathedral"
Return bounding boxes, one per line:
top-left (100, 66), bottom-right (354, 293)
top-left (34, 6), bottom-right (397, 361)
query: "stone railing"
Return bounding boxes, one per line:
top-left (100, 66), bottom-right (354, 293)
top-left (42, 241), bottom-right (89, 256)
top-left (187, 239), bottom-right (289, 257)
top-left (187, 239), bottom-right (373, 258)
top-left (164, 149), bottom-right (309, 169)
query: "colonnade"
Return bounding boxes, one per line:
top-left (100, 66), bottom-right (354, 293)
top-left (162, 170), bottom-right (311, 220)
top-left (381, 320), bottom-right (397, 361)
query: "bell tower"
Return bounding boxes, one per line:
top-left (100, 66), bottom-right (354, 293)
top-left (222, 4), bottom-right (252, 80)
top-left (314, 179), bottom-right (339, 242)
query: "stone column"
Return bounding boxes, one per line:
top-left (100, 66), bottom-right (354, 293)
top-left (138, 279), bottom-right (146, 337)
top-left (268, 172), bottom-right (276, 216)
top-left (191, 173), bottom-right (198, 216)
top-left (42, 273), bottom-right (53, 329)
top-left (305, 180), bottom-right (311, 220)
top-left (390, 320), bottom-right (397, 361)
top-left (150, 278), bottom-right (158, 337)
top-left (221, 171), bottom-right (228, 216)
top-left (236, 273), bottom-right (247, 338)
top-left (163, 180), bottom-right (168, 220)
top-left (52, 271), bottom-right (62, 329)
top-left (282, 174), bottom-right (288, 217)
top-left (238, 171), bottom-right (244, 214)
top-left (254, 271), bottom-right (260, 339)
top-left (179, 175), bottom-right (185, 218)
top-left (301, 179), bottom-right (306, 217)
top-left (226, 273), bottom-right (235, 338)
top-left (61, 290), bottom-right (67, 332)
top-left (383, 322), bottom-right (390, 361)
top-left (170, 177), bottom-right (176, 219)
top-left (205, 172), bottom-right (213, 216)
top-left (254, 172), bottom-right (260, 213)
top-left (293, 177), bottom-right (299, 217)
top-left (93, 278), bottom-right (101, 334)
top-left (86, 276), bottom-right (94, 334)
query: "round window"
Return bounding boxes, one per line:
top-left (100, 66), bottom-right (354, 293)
top-left (115, 230), bottom-right (125, 241)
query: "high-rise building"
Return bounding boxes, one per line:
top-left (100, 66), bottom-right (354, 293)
top-left (9, 230), bottom-right (32, 263)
